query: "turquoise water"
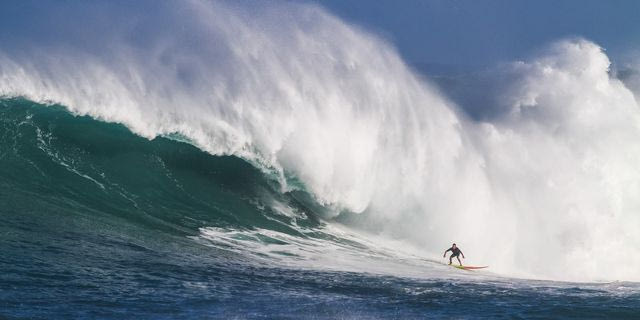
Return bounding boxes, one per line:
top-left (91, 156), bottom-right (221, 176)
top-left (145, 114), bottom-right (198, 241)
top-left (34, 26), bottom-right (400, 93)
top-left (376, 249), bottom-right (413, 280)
top-left (1, 99), bottom-right (639, 319)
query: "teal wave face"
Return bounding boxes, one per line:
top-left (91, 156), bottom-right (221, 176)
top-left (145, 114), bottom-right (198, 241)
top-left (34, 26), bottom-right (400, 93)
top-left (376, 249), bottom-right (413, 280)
top-left (0, 98), bottom-right (321, 239)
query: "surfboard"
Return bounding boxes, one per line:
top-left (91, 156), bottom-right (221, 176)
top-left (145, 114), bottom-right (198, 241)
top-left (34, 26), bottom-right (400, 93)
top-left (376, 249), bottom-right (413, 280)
top-left (452, 265), bottom-right (488, 270)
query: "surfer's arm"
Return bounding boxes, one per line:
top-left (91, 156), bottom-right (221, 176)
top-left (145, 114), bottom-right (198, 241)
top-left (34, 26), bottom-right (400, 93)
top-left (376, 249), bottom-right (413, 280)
top-left (443, 248), bottom-right (451, 257)
top-left (460, 250), bottom-right (465, 258)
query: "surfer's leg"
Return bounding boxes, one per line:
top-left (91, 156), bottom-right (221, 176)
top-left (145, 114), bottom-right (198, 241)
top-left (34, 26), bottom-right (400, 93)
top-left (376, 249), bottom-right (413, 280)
top-left (456, 256), bottom-right (462, 266)
top-left (448, 256), bottom-right (452, 265)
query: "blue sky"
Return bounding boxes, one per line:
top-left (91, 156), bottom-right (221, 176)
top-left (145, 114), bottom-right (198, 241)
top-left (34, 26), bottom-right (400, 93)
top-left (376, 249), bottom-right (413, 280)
top-left (2, 0), bottom-right (639, 71)
top-left (315, 0), bottom-right (640, 69)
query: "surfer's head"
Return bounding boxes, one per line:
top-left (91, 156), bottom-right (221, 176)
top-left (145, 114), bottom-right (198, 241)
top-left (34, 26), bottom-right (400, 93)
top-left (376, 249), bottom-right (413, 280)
top-left (452, 243), bottom-right (456, 248)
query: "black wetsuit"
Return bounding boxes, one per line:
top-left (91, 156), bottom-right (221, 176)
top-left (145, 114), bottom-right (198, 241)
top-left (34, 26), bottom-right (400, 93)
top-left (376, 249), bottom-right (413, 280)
top-left (446, 247), bottom-right (461, 257)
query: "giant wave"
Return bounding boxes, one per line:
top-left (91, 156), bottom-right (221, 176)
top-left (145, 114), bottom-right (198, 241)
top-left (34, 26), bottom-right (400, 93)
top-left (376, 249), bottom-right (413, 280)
top-left (1, 0), bottom-right (640, 282)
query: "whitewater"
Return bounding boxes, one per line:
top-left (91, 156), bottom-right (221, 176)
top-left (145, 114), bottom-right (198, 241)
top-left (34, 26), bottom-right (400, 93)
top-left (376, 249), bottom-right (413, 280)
top-left (1, 0), bottom-right (640, 318)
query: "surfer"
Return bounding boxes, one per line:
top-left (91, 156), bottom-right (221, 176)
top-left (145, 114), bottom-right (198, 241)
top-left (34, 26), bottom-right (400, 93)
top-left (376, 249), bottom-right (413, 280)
top-left (443, 243), bottom-right (465, 266)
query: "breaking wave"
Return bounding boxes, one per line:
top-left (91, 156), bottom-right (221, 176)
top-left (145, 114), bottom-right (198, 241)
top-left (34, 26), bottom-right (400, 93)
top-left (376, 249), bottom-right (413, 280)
top-left (1, 0), bottom-right (639, 281)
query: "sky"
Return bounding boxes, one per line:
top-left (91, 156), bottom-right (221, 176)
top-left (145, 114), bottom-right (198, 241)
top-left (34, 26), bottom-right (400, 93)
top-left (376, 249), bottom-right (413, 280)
top-left (1, 0), bottom-right (640, 74)
top-left (314, 0), bottom-right (640, 70)
top-left (2, 0), bottom-right (639, 70)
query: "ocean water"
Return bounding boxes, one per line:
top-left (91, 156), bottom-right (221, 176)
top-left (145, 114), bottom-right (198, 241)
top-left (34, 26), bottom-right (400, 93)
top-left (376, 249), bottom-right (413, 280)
top-left (2, 1), bottom-right (640, 319)
top-left (1, 100), bottom-right (639, 319)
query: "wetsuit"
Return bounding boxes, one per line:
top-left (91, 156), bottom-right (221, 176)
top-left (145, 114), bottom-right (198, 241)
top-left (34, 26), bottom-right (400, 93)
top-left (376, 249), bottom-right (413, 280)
top-left (446, 247), bottom-right (461, 257)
